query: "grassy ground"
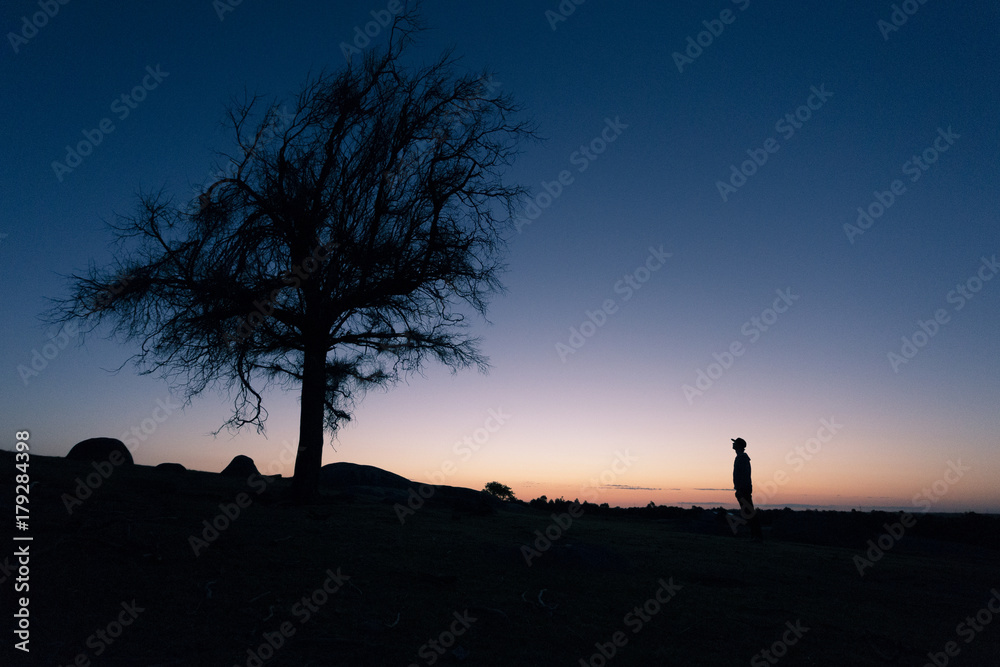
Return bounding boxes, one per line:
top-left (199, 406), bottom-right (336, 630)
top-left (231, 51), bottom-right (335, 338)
top-left (3, 453), bottom-right (999, 666)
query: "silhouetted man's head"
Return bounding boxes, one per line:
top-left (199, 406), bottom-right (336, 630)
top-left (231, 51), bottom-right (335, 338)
top-left (731, 437), bottom-right (747, 452)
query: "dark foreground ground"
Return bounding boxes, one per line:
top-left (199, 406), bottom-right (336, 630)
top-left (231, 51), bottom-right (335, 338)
top-left (2, 452), bottom-right (999, 666)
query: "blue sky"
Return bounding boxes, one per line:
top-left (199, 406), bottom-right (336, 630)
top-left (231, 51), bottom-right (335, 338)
top-left (2, 0), bottom-right (998, 511)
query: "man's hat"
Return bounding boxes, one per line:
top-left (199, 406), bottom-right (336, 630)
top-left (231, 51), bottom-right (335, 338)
top-left (731, 437), bottom-right (747, 448)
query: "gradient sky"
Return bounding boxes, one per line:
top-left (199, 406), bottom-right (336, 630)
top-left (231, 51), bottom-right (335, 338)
top-left (2, 1), bottom-right (998, 512)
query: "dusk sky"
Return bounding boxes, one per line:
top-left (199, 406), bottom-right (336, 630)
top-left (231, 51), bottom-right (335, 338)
top-left (3, 1), bottom-right (998, 512)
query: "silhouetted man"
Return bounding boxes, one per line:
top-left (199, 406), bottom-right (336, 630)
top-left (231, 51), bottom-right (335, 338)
top-left (732, 437), bottom-right (762, 539)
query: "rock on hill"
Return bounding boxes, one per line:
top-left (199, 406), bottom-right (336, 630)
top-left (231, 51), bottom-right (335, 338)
top-left (318, 462), bottom-right (412, 489)
top-left (220, 454), bottom-right (260, 478)
top-left (65, 437), bottom-right (134, 466)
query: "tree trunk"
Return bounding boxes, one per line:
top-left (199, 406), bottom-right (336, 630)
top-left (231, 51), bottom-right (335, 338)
top-left (290, 342), bottom-right (326, 502)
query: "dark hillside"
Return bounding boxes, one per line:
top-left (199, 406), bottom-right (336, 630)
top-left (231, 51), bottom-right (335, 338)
top-left (3, 452), bottom-right (998, 666)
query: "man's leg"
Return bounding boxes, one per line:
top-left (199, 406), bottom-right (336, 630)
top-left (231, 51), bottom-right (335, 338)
top-left (745, 492), bottom-right (763, 538)
top-left (736, 491), bottom-right (763, 539)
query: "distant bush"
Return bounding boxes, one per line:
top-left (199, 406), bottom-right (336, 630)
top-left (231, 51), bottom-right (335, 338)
top-left (483, 481), bottom-right (517, 502)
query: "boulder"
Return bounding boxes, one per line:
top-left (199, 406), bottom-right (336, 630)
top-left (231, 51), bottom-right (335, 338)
top-left (316, 464), bottom-right (500, 514)
top-left (319, 462), bottom-right (412, 489)
top-left (221, 455), bottom-right (259, 478)
top-left (66, 437), bottom-right (134, 466)
top-left (156, 462), bottom-right (187, 474)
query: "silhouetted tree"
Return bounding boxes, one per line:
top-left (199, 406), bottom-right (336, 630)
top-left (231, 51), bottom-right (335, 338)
top-left (483, 481), bottom-right (517, 502)
top-left (52, 11), bottom-right (533, 500)
top-left (529, 495), bottom-right (549, 510)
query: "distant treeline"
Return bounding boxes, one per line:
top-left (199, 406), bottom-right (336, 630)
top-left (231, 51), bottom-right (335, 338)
top-left (523, 496), bottom-right (1000, 552)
